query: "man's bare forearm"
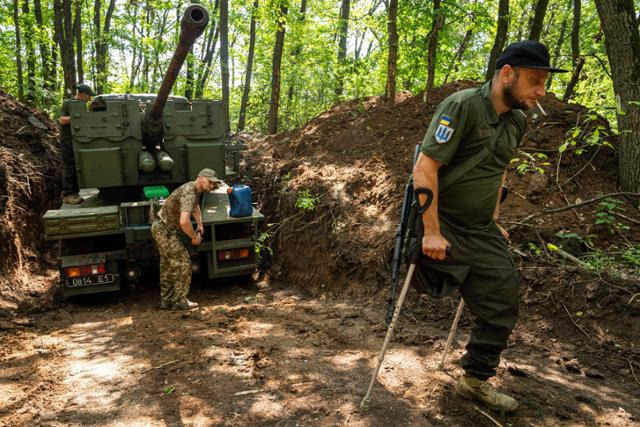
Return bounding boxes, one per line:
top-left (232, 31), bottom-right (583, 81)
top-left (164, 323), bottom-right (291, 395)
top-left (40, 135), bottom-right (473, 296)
top-left (413, 153), bottom-right (441, 235)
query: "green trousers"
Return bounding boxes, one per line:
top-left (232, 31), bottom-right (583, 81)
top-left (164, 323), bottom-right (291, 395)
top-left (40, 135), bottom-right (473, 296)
top-left (411, 222), bottom-right (520, 380)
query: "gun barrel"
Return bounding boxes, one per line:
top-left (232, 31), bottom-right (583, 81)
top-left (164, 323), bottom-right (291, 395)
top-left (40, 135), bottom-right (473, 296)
top-left (145, 4), bottom-right (209, 126)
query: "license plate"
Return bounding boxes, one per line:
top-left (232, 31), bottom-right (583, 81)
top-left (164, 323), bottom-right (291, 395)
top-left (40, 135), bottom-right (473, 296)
top-left (65, 273), bottom-right (115, 288)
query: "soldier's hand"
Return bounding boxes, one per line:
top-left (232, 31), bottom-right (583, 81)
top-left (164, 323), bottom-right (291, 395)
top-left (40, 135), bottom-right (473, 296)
top-left (497, 223), bottom-right (510, 240)
top-left (195, 224), bottom-right (204, 236)
top-left (422, 232), bottom-right (451, 261)
top-left (191, 234), bottom-right (202, 246)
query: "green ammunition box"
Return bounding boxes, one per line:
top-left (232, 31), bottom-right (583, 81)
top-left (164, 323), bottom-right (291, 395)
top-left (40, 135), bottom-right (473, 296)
top-left (43, 205), bottom-right (120, 236)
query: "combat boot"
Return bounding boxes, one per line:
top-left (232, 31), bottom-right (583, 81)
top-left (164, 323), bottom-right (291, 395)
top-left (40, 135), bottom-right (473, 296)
top-left (159, 300), bottom-right (172, 310)
top-left (455, 375), bottom-right (518, 412)
top-left (173, 299), bottom-right (198, 310)
top-left (63, 193), bottom-right (83, 204)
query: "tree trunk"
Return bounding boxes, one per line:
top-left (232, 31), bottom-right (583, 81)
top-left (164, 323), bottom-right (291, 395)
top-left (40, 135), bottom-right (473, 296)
top-left (267, 3), bottom-right (288, 134)
top-left (93, 0), bottom-right (116, 94)
top-left (285, 0), bottom-right (308, 113)
top-left (546, 8), bottom-right (568, 90)
top-left (485, 0), bottom-right (509, 81)
top-left (562, 56), bottom-right (584, 102)
top-left (13, 0), bottom-right (25, 102)
top-left (335, 0), bottom-right (350, 97)
top-left (74, 0), bottom-right (83, 82)
top-left (237, 0), bottom-right (259, 132)
top-left (219, 0), bottom-right (230, 134)
top-left (528, 0), bottom-right (549, 41)
top-left (443, 27), bottom-right (473, 85)
top-left (423, 0), bottom-right (443, 103)
top-left (384, 0), bottom-right (398, 107)
top-left (594, 0), bottom-right (640, 191)
top-left (22, 0), bottom-right (37, 104)
top-left (33, 0), bottom-right (53, 91)
top-left (56, 0), bottom-right (76, 97)
top-left (185, 47), bottom-right (194, 99)
top-left (571, 0), bottom-right (581, 66)
top-left (195, 0), bottom-right (219, 98)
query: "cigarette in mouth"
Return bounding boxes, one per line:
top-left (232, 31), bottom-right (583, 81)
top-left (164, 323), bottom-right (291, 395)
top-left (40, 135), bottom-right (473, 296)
top-left (536, 100), bottom-right (547, 116)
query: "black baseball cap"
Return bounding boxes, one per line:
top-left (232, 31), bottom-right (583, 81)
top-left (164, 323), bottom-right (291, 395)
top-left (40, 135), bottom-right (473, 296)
top-left (496, 40), bottom-right (568, 73)
top-left (77, 83), bottom-right (96, 96)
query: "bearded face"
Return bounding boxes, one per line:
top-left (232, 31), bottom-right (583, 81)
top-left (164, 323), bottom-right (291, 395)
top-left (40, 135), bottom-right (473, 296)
top-left (500, 66), bottom-right (549, 111)
top-left (502, 69), bottom-right (530, 110)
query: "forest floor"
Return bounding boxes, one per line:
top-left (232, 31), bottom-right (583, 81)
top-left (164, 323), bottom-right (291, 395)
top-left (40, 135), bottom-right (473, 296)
top-left (1, 84), bottom-right (639, 426)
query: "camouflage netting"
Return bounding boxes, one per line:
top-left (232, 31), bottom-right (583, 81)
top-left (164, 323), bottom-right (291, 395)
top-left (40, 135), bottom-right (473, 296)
top-left (0, 91), bottom-right (62, 314)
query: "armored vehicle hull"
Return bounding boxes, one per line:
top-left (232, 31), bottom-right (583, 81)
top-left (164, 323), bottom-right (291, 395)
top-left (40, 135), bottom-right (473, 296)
top-left (43, 4), bottom-right (264, 297)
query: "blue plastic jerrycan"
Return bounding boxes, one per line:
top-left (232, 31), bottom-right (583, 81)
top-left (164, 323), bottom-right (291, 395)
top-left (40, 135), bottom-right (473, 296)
top-left (227, 184), bottom-right (253, 217)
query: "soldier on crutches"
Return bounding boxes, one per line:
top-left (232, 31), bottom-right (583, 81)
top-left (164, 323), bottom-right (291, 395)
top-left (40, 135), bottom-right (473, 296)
top-left (362, 41), bottom-right (566, 413)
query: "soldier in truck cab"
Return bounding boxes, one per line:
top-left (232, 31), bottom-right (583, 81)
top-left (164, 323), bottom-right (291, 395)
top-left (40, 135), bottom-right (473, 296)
top-left (58, 83), bottom-right (96, 205)
top-left (151, 168), bottom-right (222, 310)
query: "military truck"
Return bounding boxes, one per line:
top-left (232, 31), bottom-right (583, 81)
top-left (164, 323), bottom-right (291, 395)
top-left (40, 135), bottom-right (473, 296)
top-left (42, 4), bottom-right (264, 297)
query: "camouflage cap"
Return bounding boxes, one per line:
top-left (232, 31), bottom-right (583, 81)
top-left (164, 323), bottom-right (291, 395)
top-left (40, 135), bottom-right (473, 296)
top-left (198, 168), bottom-right (223, 183)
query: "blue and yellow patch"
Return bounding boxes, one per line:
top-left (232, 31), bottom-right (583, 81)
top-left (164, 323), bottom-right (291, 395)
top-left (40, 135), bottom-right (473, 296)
top-left (438, 115), bottom-right (452, 126)
top-left (435, 115), bottom-right (454, 143)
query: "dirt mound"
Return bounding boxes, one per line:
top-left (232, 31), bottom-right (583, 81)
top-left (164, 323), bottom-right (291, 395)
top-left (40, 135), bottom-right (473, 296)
top-left (244, 81), bottom-right (633, 295)
top-left (0, 91), bottom-right (62, 315)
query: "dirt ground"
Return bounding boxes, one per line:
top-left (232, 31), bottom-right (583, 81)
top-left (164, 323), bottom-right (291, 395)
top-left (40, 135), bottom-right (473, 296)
top-left (1, 274), bottom-right (638, 426)
top-left (1, 83), bottom-right (639, 425)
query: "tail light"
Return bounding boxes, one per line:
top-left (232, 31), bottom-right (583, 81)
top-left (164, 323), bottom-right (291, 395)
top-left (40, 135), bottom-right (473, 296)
top-left (64, 263), bottom-right (106, 278)
top-left (217, 248), bottom-right (250, 261)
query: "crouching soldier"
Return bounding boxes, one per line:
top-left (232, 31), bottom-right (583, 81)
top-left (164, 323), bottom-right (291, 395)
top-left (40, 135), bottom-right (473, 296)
top-left (151, 168), bottom-right (222, 310)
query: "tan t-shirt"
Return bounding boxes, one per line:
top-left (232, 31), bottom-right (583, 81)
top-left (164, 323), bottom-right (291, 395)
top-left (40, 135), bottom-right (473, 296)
top-left (158, 182), bottom-right (199, 231)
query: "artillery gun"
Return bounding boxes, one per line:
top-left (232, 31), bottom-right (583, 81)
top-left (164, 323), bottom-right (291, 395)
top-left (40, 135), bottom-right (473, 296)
top-left (42, 4), bottom-right (264, 297)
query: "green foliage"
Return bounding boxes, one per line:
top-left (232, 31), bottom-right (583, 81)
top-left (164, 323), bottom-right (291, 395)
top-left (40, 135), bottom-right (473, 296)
top-left (255, 226), bottom-right (275, 260)
top-left (527, 242), bottom-right (542, 257)
top-left (0, 0), bottom-right (632, 136)
top-left (559, 115), bottom-right (613, 155)
top-left (595, 198), bottom-right (629, 233)
top-left (295, 189), bottom-right (317, 211)
top-left (510, 151), bottom-right (550, 174)
top-left (622, 246), bottom-right (640, 269)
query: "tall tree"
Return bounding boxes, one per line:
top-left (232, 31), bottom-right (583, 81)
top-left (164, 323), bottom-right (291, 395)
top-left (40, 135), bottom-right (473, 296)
top-left (74, 0), bottom-right (83, 82)
top-left (285, 0), bottom-right (307, 109)
top-left (33, 0), bottom-right (54, 91)
top-left (195, 0), bottom-right (220, 99)
top-left (423, 0), bottom-right (443, 103)
top-left (93, 0), bottom-right (116, 94)
top-left (238, 0), bottom-right (259, 131)
top-left (54, 0), bottom-right (76, 97)
top-left (384, 0), bottom-right (398, 106)
top-left (22, 0), bottom-right (37, 103)
top-left (443, 25), bottom-right (473, 85)
top-left (562, 56), bottom-right (584, 101)
top-left (267, 2), bottom-right (288, 134)
top-left (485, 0), bottom-right (509, 81)
top-left (219, 0), bottom-right (230, 134)
top-left (528, 0), bottom-right (549, 41)
top-left (335, 0), bottom-right (350, 96)
top-left (13, 0), bottom-right (24, 102)
top-left (594, 0), bottom-right (640, 191)
top-left (546, 5), bottom-right (568, 90)
top-left (571, 0), bottom-right (581, 66)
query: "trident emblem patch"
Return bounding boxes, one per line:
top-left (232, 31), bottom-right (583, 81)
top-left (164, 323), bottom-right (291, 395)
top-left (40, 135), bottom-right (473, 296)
top-left (435, 115), bottom-right (454, 143)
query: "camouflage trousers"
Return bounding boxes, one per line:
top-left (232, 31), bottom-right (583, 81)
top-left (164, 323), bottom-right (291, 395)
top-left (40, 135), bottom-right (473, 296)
top-left (151, 220), bottom-right (192, 305)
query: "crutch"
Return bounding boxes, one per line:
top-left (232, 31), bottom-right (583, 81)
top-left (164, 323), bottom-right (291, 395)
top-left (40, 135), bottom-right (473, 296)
top-left (437, 297), bottom-right (465, 370)
top-left (360, 188), bottom-right (435, 412)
